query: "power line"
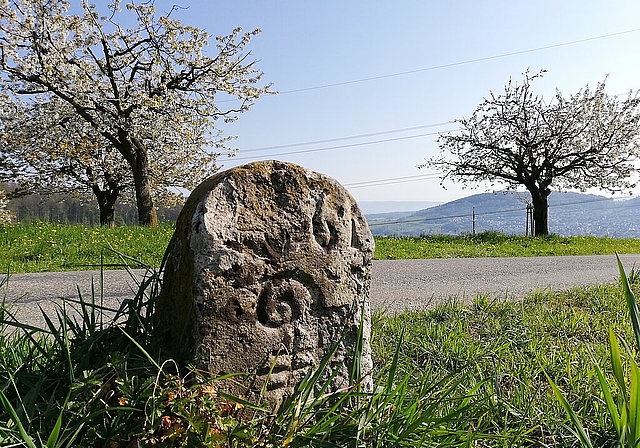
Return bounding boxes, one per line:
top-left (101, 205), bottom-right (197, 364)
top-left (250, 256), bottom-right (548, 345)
top-left (230, 90), bottom-right (638, 161)
top-left (548, 196), bottom-right (614, 209)
top-left (217, 28), bottom-right (640, 104)
top-left (228, 129), bottom-right (456, 162)
top-left (367, 205), bottom-right (527, 227)
top-left (276, 28), bottom-right (640, 95)
top-left (223, 28), bottom-right (640, 165)
top-left (345, 173), bottom-right (441, 189)
top-left (238, 87), bottom-right (638, 156)
top-left (240, 122), bottom-right (453, 153)
top-left (220, 25), bottom-right (640, 192)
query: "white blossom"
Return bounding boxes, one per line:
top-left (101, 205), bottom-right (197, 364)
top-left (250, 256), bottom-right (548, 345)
top-left (0, 0), bottom-right (273, 225)
top-left (0, 190), bottom-right (13, 224)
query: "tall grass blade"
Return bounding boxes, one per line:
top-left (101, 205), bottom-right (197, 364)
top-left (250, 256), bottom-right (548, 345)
top-left (217, 391), bottom-right (268, 412)
top-left (609, 328), bottom-right (628, 399)
top-left (631, 360), bottom-right (640, 448)
top-left (594, 360), bottom-right (622, 437)
top-left (617, 253), bottom-right (640, 350)
top-left (0, 389), bottom-right (37, 448)
top-left (397, 375), bottom-right (476, 442)
top-left (546, 373), bottom-right (594, 448)
top-left (115, 325), bottom-right (161, 371)
top-left (349, 309), bottom-right (365, 390)
top-left (45, 392), bottom-right (70, 448)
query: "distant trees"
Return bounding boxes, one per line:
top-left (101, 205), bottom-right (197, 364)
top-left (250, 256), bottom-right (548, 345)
top-left (423, 70), bottom-right (640, 236)
top-left (0, 0), bottom-right (272, 226)
top-left (5, 191), bottom-right (182, 226)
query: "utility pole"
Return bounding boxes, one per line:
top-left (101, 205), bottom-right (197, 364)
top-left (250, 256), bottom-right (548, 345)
top-left (472, 207), bottom-right (476, 235)
top-left (525, 203), bottom-right (534, 236)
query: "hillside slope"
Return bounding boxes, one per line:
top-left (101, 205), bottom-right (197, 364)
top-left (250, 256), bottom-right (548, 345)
top-left (367, 191), bottom-right (639, 237)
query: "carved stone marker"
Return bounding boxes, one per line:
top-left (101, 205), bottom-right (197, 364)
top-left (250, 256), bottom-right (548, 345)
top-left (155, 160), bottom-right (374, 409)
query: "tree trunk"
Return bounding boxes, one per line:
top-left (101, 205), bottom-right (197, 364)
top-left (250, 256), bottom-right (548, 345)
top-left (119, 134), bottom-right (158, 227)
top-left (92, 184), bottom-right (120, 228)
top-left (98, 200), bottom-right (116, 228)
top-left (528, 187), bottom-right (550, 236)
top-left (131, 143), bottom-right (158, 227)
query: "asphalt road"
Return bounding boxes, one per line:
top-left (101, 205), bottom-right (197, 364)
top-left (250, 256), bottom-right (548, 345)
top-left (371, 254), bottom-right (640, 313)
top-left (3, 254), bottom-right (640, 327)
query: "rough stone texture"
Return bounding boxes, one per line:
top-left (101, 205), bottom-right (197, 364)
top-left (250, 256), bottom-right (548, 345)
top-left (155, 160), bottom-right (374, 409)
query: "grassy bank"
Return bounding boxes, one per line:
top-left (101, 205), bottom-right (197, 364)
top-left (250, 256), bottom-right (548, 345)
top-left (1, 263), bottom-right (638, 446)
top-left (375, 232), bottom-right (640, 259)
top-left (0, 222), bottom-right (175, 273)
top-left (2, 223), bottom-right (640, 273)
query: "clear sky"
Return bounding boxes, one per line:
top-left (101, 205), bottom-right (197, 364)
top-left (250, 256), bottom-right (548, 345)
top-left (155, 1), bottom-right (640, 203)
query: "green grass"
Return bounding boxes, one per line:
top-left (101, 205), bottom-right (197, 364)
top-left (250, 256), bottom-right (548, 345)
top-left (373, 286), bottom-right (633, 446)
top-left (2, 261), bottom-right (640, 446)
top-left (548, 258), bottom-right (640, 448)
top-left (376, 231), bottom-right (640, 259)
top-left (2, 224), bottom-right (640, 274)
top-left (0, 222), bottom-right (175, 273)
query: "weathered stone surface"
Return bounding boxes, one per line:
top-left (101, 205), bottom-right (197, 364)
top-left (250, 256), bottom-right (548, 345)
top-left (155, 160), bottom-right (374, 409)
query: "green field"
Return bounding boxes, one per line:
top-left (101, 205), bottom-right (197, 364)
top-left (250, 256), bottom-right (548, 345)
top-left (2, 223), bottom-right (640, 445)
top-left (2, 223), bottom-right (640, 273)
top-left (0, 222), bottom-right (176, 273)
top-left (375, 232), bottom-right (640, 259)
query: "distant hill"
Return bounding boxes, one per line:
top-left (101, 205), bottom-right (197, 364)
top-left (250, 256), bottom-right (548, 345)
top-left (358, 200), bottom-right (441, 215)
top-left (366, 191), bottom-right (640, 237)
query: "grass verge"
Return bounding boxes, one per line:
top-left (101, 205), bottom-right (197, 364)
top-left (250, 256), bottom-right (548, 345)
top-left (375, 231), bottom-right (640, 259)
top-left (0, 222), bottom-right (175, 273)
top-left (3, 224), bottom-right (640, 273)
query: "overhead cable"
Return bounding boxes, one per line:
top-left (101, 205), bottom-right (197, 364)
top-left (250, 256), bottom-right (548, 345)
top-left (367, 195), bottom-right (627, 227)
top-left (240, 121), bottom-right (453, 153)
top-left (367, 205), bottom-right (527, 227)
top-left (228, 129), bottom-right (456, 162)
top-left (277, 28), bottom-right (640, 95)
top-left (345, 173), bottom-right (442, 189)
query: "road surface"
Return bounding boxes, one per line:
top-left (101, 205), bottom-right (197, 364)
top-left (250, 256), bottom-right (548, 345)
top-left (2, 254), bottom-right (640, 327)
top-left (371, 254), bottom-right (640, 312)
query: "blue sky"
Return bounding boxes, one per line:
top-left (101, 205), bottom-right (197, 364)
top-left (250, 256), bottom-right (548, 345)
top-left (157, 1), bottom-right (640, 203)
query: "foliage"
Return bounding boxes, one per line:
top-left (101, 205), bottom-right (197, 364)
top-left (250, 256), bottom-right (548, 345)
top-left (374, 283), bottom-right (640, 446)
top-left (0, 262), bottom-right (500, 446)
top-left (7, 192), bottom-right (182, 226)
top-left (422, 69), bottom-right (640, 235)
top-left (0, 97), bottom-right (132, 226)
top-left (0, 222), bottom-right (175, 273)
top-left (5, 224), bottom-right (640, 273)
top-left (0, 0), bottom-right (272, 226)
